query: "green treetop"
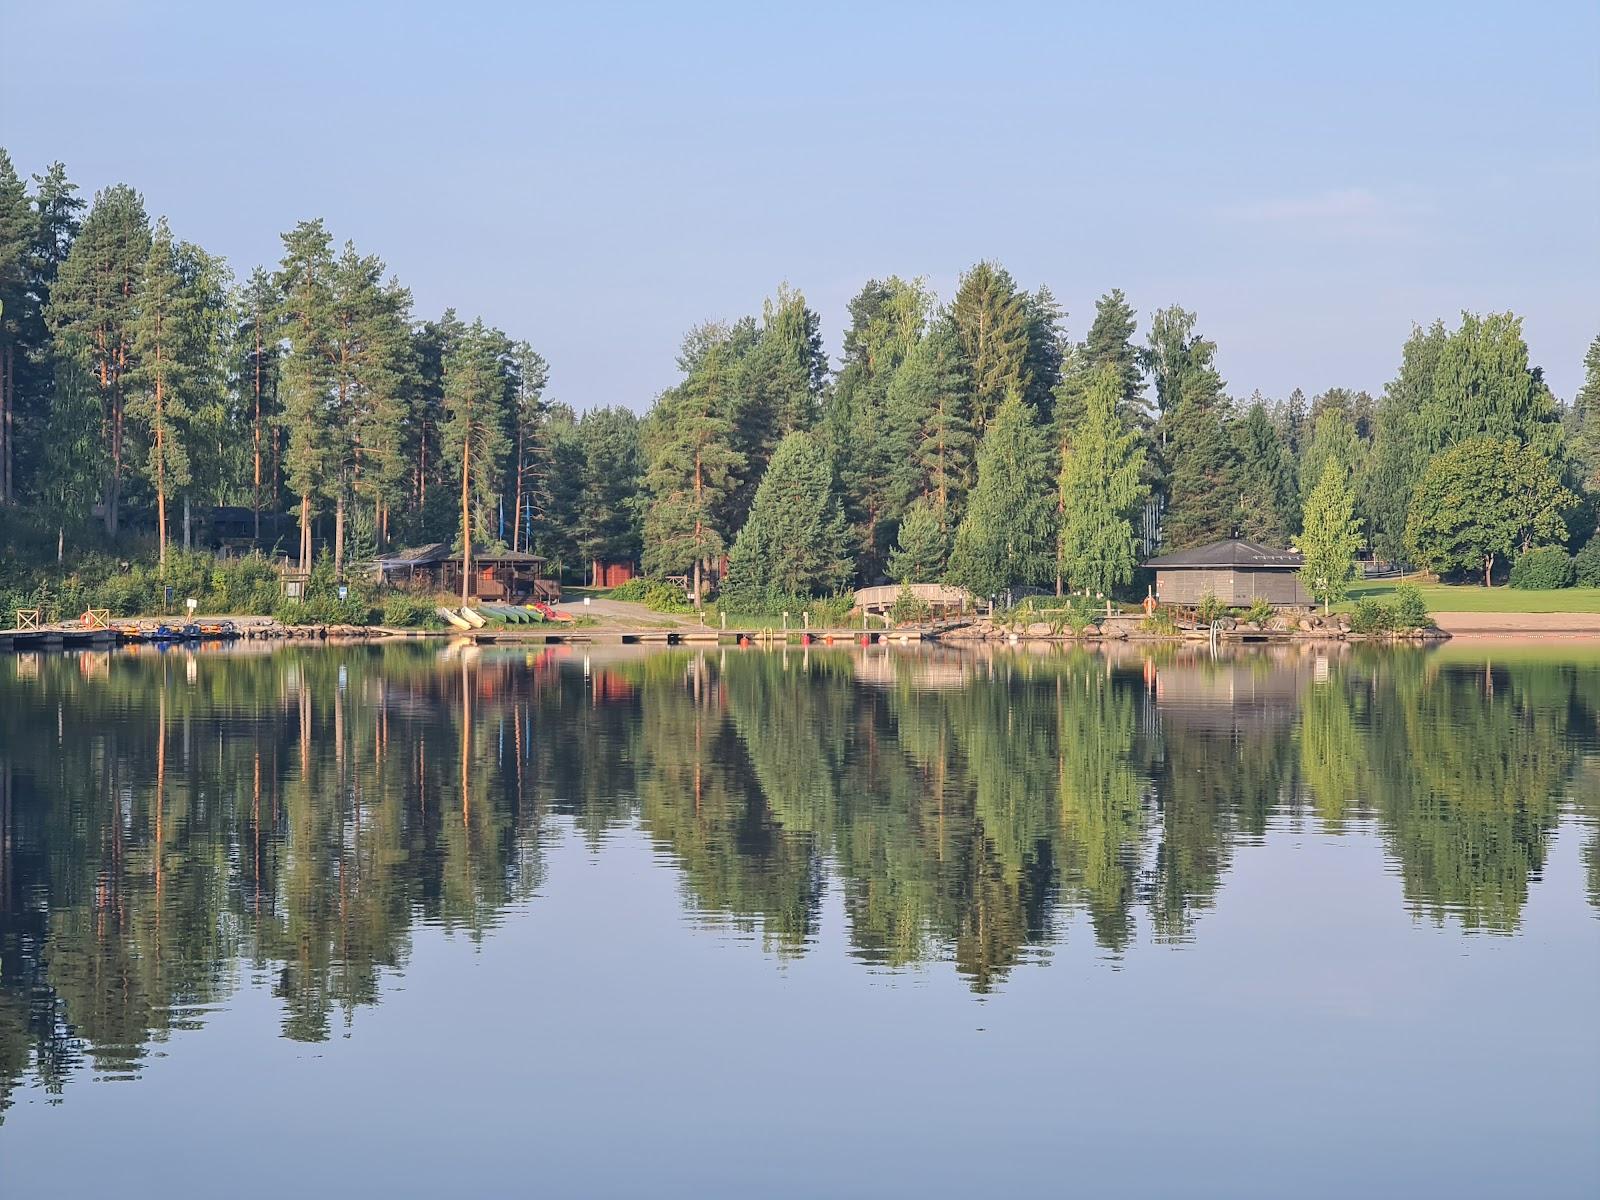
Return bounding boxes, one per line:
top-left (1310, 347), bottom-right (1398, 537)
top-left (720, 429), bottom-right (852, 610)
top-left (641, 324), bottom-right (746, 603)
top-left (442, 319), bottom-right (514, 602)
top-left (950, 261), bottom-right (1032, 429)
top-left (1405, 436), bottom-right (1574, 586)
top-left (946, 387), bottom-right (1055, 596)
top-left (1058, 364), bottom-right (1148, 596)
top-left (887, 497), bottom-right (951, 583)
top-left (1294, 460), bottom-right (1362, 612)
top-left (44, 183), bottom-right (150, 535)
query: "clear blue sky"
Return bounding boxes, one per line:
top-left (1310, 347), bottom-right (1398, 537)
top-left (3, 0), bottom-right (1596, 409)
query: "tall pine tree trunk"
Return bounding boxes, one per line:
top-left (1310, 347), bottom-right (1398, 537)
top-left (461, 432), bottom-right (472, 607)
top-left (512, 423), bottom-right (524, 553)
top-left (1, 340), bottom-right (12, 504)
top-left (299, 493), bottom-right (311, 574)
top-left (252, 324), bottom-right (262, 542)
top-left (334, 490), bottom-right (345, 580)
top-left (155, 430), bottom-right (167, 569)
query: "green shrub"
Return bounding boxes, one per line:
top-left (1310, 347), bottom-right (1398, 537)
top-left (1349, 598), bottom-right (1393, 634)
top-left (1196, 593), bottom-right (1227, 624)
top-left (1240, 598), bottom-right (1273, 626)
top-left (381, 593), bottom-right (438, 628)
top-left (1509, 546), bottom-right (1575, 590)
top-left (641, 581), bottom-right (695, 613)
top-left (1390, 583), bottom-right (1429, 631)
top-left (889, 583), bottom-right (932, 624)
top-left (1573, 538), bottom-right (1600, 587)
top-left (609, 577), bottom-right (650, 602)
top-left (1142, 608), bottom-right (1178, 635)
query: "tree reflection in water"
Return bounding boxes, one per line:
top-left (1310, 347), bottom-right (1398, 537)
top-left (0, 639), bottom-right (1595, 1114)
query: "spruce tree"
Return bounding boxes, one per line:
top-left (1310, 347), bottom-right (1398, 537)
top-left (1232, 401), bottom-right (1296, 543)
top-left (0, 151), bottom-right (30, 505)
top-left (950, 261), bottom-right (1031, 429)
top-left (573, 406), bottom-right (643, 583)
top-left (1143, 306), bottom-right (1234, 547)
top-left (1294, 461), bottom-right (1362, 612)
top-left (721, 430), bottom-right (852, 609)
top-left (887, 497), bottom-right (950, 583)
top-left (44, 183), bottom-right (150, 535)
top-left (946, 388), bottom-right (1055, 596)
top-left (11, 161), bottom-right (83, 505)
top-left (884, 323), bottom-right (974, 519)
top-left (1058, 365), bottom-right (1147, 595)
top-left (824, 277), bottom-right (930, 574)
top-left (1571, 333), bottom-right (1600, 490)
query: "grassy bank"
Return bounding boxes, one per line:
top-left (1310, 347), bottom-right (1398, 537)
top-left (1345, 579), bottom-right (1600, 613)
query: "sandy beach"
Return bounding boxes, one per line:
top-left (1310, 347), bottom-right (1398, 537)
top-left (1431, 611), bottom-right (1600, 636)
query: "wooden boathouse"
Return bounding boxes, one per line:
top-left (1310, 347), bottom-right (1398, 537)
top-left (1144, 539), bottom-right (1312, 608)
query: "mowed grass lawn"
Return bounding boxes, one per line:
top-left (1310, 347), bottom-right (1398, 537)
top-left (1345, 578), bottom-right (1600, 613)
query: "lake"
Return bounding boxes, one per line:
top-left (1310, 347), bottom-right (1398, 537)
top-left (1, 640), bottom-right (1596, 1197)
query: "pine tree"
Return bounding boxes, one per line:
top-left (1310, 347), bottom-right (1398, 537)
top-left (129, 221), bottom-right (230, 564)
top-left (946, 388), bottom-right (1055, 596)
top-left (236, 267), bottom-right (281, 539)
top-left (950, 261), bottom-right (1031, 429)
top-left (1058, 365), bottom-right (1147, 595)
top-left (442, 319), bottom-right (513, 603)
top-left (721, 430), bottom-right (852, 609)
top-left (332, 245), bottom-right (414, 560)
top-left (44, 183), bottom-right (150, 535)
top-left (1294, 461), bottom-right (1362, 612)
top-left (274, 219), bottom-right (336, 572)
top-left (887, 497), bottom-right (950, 583)
top-left (508, 340), bottom-right (550, 553)
top-left (642, 325), bottom-right (746, 604)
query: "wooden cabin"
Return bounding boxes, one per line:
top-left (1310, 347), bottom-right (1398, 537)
top-left (378, 544), bottom-right (560, 602)
top-left (1144, 539), bottom-right (1311, 608)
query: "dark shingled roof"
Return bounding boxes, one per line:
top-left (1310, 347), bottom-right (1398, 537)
top-left (1143, 538), bottom-right (1303, 569)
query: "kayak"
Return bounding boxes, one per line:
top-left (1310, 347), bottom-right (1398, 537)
top-left (436, 607), bottom-right (472, 630)
top-left (458, 606), bottom-right (488, 628)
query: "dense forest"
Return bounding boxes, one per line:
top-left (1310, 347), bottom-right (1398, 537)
top-left (3, 149), bottom-right (1599, 611)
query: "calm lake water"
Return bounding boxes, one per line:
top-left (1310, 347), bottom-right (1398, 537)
top-left (0, 640), bottom-right (1596, 1197)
